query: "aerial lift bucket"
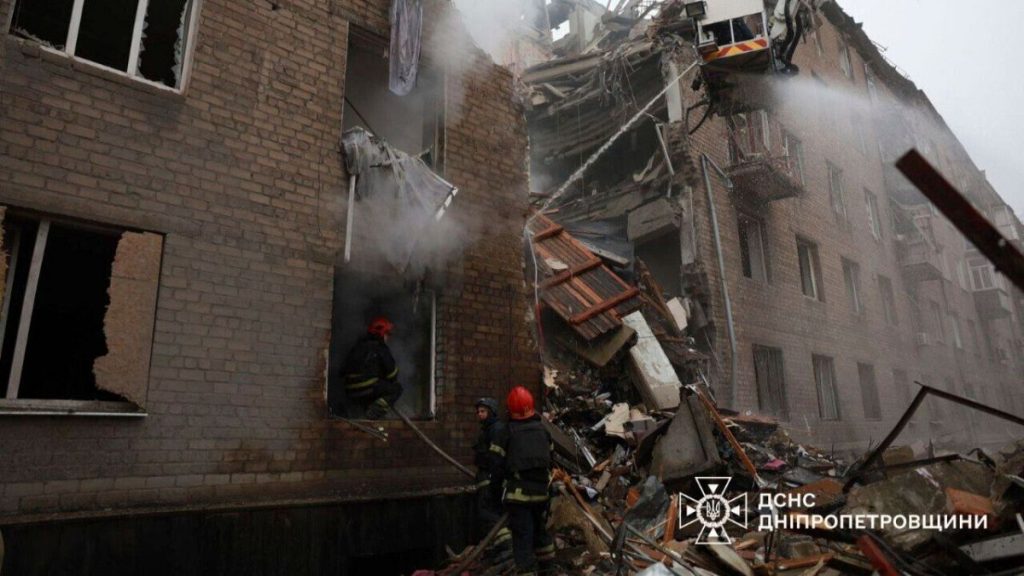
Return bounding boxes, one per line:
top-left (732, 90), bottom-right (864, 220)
top-left (690, 0), bottom-right (775, 73)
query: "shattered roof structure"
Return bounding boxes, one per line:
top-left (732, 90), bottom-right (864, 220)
top-left (528, 213), bottom-right (640, 340)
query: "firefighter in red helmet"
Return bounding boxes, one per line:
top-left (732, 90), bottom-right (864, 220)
top-left (341, 316), bottom-right (402, 419)
top-left (489, 386), bottom-right (554, 575)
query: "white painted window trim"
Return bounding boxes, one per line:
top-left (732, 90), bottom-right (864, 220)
top-left (13, 0), bottom-right (202, 94)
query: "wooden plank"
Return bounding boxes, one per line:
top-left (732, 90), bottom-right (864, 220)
top-left (532, 223), bottom-right (564, 242)
top-left (540, 257), bottom-right (603, 289)
top-left (6, 220), bottom-right (49, 399)
top-left (569, 287), bottom-right (639, 325)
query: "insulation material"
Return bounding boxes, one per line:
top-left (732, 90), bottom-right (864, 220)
top-left (621, 311), bottom-right (682, 410)
top-left (666, 297), bottom-right (688, 332)
top-left (341, 127), bottom-right (458, 272)
top-left (388, 0), bottom-right (423, 96)
top-left (93, 232), bottom-right (163, 408)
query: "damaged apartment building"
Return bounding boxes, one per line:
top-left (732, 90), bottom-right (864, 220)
top-left (0, 0), bottom-right (539, 572)
top-left (522, 0), bottom-right (1024, 453)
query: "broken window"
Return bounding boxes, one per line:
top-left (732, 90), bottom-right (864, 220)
top-left (864, 189), bottom-right (882, 240)
top-left (796, 238), bottom-right (822, 301)
top-left (837, 38), bottom-right (852, 79)
top-left (327, 272), bottom-right (436, 420)
top-left (857, 363), bottom-right (881, 420)
top-left (737, 214), bottom-right (768, 283)
top-left (343, 26), bottom-right (443, 164)
top-left (727, 111), bottom-right (770, 161)
top-left (752, 345), bottom-right (787, 419)
top-left (812, 354), bottom-right (840, 421)
top-left (9, 0), bottom-right (198, 90)
top-left (841, 258), bottom-right (862, 314)
top-left (782, 131), bottom-right (805, 186)
top-left (878, 275), bottom-right (898, 325)
top-left (826, 162), bottom-right (847, 225)
top-left (0, 210), bottom-right (162, 412)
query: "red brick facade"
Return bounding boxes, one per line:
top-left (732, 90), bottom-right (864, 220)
top-left (0, 0), bottom-right (536, 520)
top-left (686, 6), bottom-right (1023, 452)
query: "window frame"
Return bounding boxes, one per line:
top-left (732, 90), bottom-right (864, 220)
top-left (857, 362), bottom-right (881, 420)
top-left (878, 275), bottom-right (898, 325)
top-left (841, 258), bottom-right (862, 314)
top-left (812, 354), bottom-right (840, 421)
top-left (7, 0), bottom-right (202, 93)
top-left (738, 212), bottom-right (769, 283)
top-left (826, 162), bottom-right (848, 225)
top-left (0, 212), bottom-right (160, 416)
top-left (752, 344), bottom-right (788, 419)
top-left (837, 38), bottom-right (852, 79)
top-left (796, 237), bottom-right (823, 301)
top-left (864, 189), bottom-right (882, 240)
top-left (782, 130), bottom-right (805, 186)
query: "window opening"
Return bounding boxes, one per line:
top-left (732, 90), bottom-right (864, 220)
top-left (858, 363), bottom-right (880, 420)
top-left (9, 0), bottom-right (196, 89)
top-left (753, 345), bottom-right (787, 418)
top-left (813, 354), bottom-right (839, 420)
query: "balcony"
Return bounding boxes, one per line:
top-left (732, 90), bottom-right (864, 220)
top-left (973, 287), bottom-right (1012, 319)
top-left (896, 237), bottom-right (943, 283)
top-left (725, 132), bottom-right (804, 205)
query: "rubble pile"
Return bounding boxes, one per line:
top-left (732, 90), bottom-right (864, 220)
top-left (417, 218), bottom-right (1024, 576)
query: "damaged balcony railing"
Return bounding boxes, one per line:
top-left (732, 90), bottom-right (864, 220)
top-left (724, 117), bottom-right (804, 204)
top-left (895, 235), bottom-right (944, 283)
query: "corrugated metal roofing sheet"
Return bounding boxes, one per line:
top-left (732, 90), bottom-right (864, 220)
top-left (528, 213), bottom-right (640, 340)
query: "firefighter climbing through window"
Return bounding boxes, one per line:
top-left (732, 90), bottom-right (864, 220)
top-left (489, 386), bottom-right (555, 576)
top-left (342, 316), bottom-right (403, 419)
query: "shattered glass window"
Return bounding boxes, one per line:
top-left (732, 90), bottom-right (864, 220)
top-left (9, 0), bottom-right (195, 89)
top-left (9, 0), bottom-right (75, 48)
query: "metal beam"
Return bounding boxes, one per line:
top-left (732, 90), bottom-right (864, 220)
top-left (896, 150), bottom-right (1024, 292)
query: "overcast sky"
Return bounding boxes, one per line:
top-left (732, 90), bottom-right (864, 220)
top-left (838, 1), bottom-right (1024, 216)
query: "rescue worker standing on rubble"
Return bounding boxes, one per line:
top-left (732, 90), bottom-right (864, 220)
top-left (490, 386), bottom-right (555, 575)
top-left (474, 398), bottom-right (512, 557)
top-left (341, 316), bottom-right (402, 419)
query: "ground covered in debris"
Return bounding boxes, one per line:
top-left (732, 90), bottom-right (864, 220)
top-left (413, 219), bottom-right (1024, 576)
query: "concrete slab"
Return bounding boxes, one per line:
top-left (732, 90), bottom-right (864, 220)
top-left (622, 311), bottom-right (682, 410)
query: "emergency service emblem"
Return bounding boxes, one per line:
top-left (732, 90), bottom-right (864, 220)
top-left (679, 477), bottom-right (748, 545)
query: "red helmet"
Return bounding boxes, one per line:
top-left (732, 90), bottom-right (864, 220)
top-left (506, 386), bottom-right (535, 420)
top-left (367, 316), bottom-right (394, 337)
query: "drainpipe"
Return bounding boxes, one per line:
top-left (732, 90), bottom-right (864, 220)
top-left (700, 154), bottom-right (738, 408)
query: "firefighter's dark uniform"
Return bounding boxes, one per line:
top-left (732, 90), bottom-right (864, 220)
top-left (490, 414), bottom-right (555, 575)
top-left (341, 333), bottom-right (402, 417)
top-left (474, 409), bottom-right (510, 550)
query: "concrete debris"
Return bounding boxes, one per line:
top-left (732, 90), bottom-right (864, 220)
top-left (622, 311), bottom-right (682, 411)
top-left (419, 0), bottom-right (1024, 570)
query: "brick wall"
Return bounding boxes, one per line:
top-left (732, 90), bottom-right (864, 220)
top-left (683, 12), bottom-right (1022, 452)
top-left (0, 0), bottom-right (536, 519)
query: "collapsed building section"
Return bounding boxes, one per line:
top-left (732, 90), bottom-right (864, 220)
top-left (521, 0), bottom-right (1023, 454)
